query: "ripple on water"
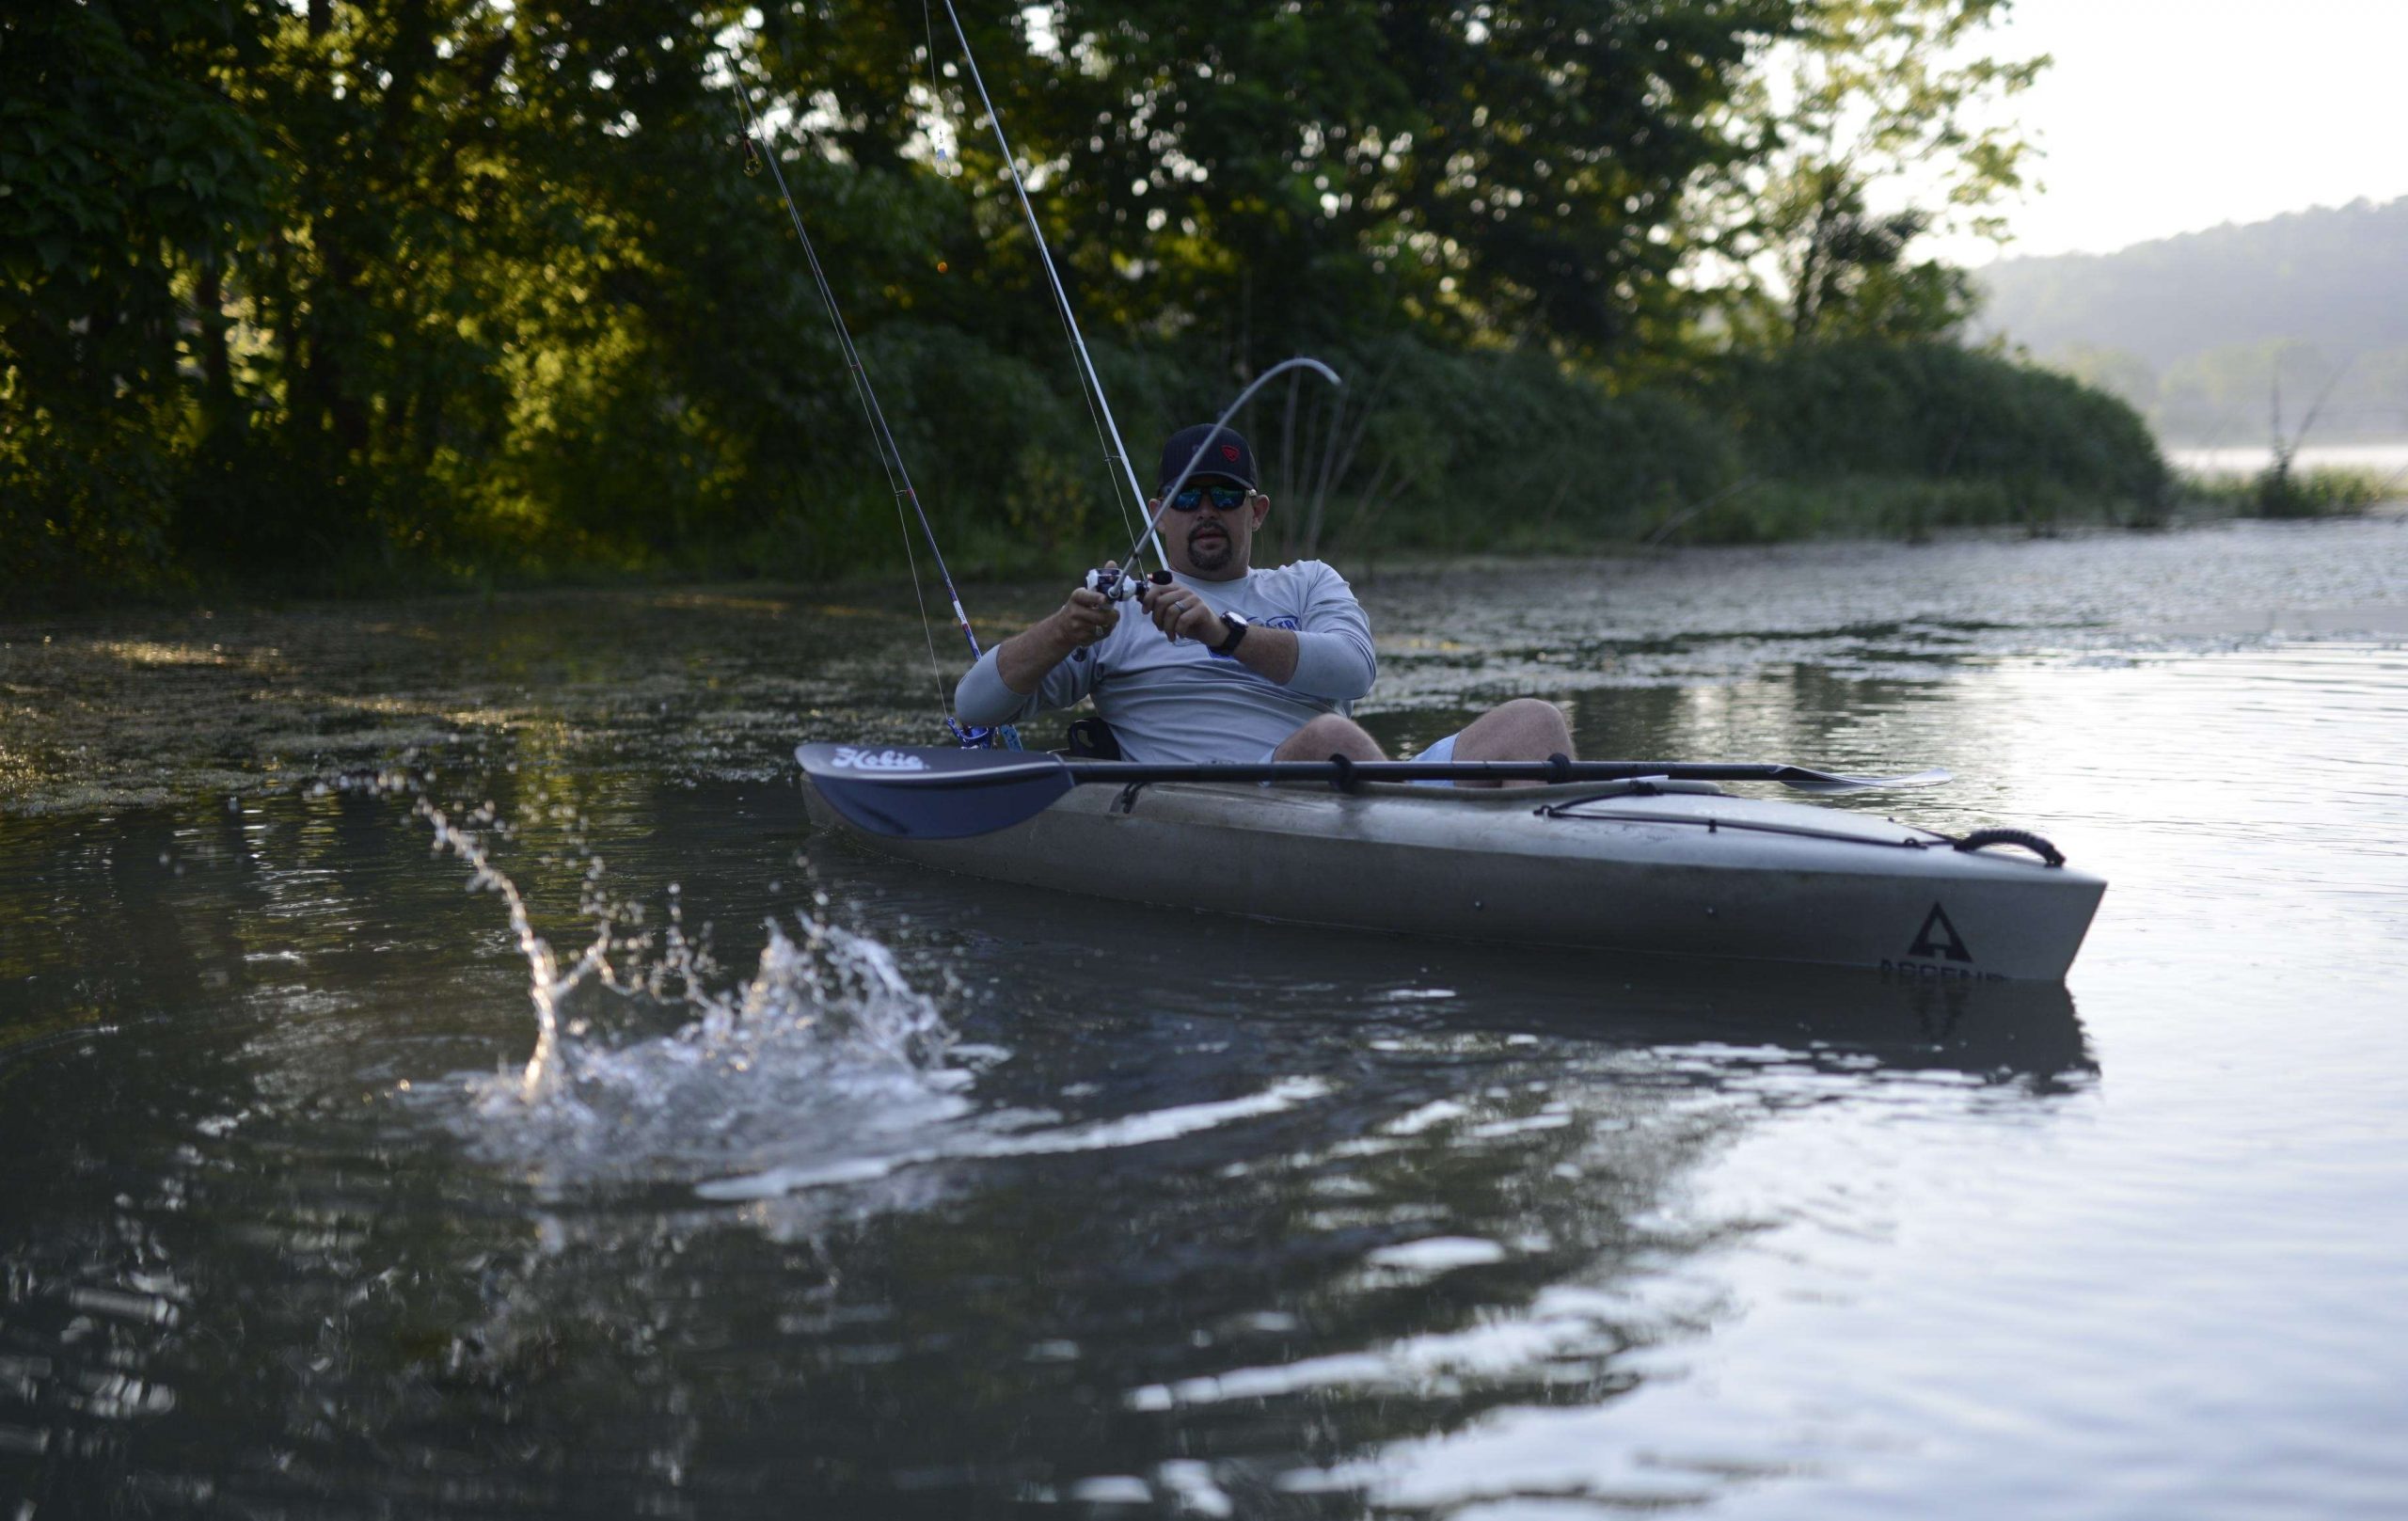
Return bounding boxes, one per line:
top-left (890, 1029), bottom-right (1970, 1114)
top-left (7, 522), bottom-right (2408, 1516)
top-left (388, 781), bottom-right (1347, 1218)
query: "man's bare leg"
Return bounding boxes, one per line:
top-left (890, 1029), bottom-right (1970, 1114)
top-left (1274, 712), bottom-right (1386, 762)
top-left (1447, 698), bottom-right (1574, 786)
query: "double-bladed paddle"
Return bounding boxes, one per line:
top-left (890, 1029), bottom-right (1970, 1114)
top-left (795, 743), bottom-right (1950, 841)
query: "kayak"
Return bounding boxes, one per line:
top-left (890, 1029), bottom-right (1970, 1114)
top-left (796, 753), bottom-right (2105, 982)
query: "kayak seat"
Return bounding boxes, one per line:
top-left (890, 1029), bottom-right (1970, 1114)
top-left (1064, 716), bottom-right (1122, 760)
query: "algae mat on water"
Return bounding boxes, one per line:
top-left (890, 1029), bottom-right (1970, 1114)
top-left (0, 587), bottom-right (954, 816)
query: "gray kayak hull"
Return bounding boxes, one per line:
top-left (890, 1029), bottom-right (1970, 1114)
top-left (801, 777), bottom-right (2105, 982)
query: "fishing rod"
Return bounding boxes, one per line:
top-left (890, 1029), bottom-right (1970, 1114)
top-left (723, 50), bottom-right (1010, 749)
top-left (932, 0), bottom-right (1166, 571)
top-left (1084, 356), bottom-right (1344, 602)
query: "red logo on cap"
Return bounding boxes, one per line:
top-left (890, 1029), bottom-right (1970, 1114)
top-left (1220, 444), bottom-right (1240, 462)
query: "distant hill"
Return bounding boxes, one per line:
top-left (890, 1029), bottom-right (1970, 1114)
top-left (1973, 198), bottom-right (2408, 444)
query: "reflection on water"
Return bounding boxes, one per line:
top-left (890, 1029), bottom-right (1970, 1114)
top-left (0, 779), bottom-right (2088, 1516)
top-left (2166, 441), bottom-right (2408, 479)
top-left (4, 519), bottom-right (2406, 1516)
top-left (6, 518), bottom-right (2405, 818)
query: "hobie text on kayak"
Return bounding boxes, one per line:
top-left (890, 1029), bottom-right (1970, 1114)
top-left (831, 748), bottom-right (931, 772)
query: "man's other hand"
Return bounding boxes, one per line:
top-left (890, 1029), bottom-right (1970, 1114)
top-left (1139, 582), bottom-right (1222, 645)
top-left (1056, 565), bottom-right (1121, 647)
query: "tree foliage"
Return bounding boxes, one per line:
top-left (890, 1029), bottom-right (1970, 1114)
top-left (1, 0), bottom-right (2149, 601)
top-left (2, 0), bottom-right (268, 588)
top-left (1703, 0), bottom-right (2041, 345)
top-left (974, 0), bottom-right (1792, 364)
top-left (1712, 338), bottom-right (2166, 500)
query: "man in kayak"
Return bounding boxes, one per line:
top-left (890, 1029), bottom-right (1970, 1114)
top-left (953, 423), bottom-right (1573, 780)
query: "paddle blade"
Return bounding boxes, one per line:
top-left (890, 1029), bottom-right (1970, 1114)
top-left (1772, 765), bottom-right (1953, 794)
top-left (795, 743), bottom-right (1076, 839)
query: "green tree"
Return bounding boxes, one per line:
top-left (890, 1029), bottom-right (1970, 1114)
top-left (1704, 0), bottom-right (2043, 346)
top-left (2, 0), bottom-right (2147, 602)
top-left (936, 0), bottom-right (1795, 370)
top-left (1, 0), bottom-right (268, 589)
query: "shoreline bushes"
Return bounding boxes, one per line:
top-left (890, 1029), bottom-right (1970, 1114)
top-left (6, 0), bottom-right (2172, 606)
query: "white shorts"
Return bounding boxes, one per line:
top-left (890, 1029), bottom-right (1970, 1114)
top-left (1260, 730), bottom-right (1461, 784)
top-left (1409, 731), bottom-right (1461, 785)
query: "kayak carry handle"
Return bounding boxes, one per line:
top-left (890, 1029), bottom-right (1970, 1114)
top-left (1953, 828), bottom-right (2066, 867)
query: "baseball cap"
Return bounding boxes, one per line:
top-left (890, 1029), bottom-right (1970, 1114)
top-left (1155, 423), bottom-right (1258, 494)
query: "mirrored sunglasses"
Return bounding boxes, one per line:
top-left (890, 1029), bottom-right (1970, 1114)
top-left (1168, 484), bottom-right (1253, 512)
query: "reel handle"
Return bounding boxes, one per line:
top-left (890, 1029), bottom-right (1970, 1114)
top-left (1082, 567), bottom-right (1172, 602)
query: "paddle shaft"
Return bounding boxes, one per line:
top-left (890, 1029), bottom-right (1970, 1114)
top-left (793, 743), bottom-right (1948, 840)
top-left (1055, 758), bottom-right (1938, 791)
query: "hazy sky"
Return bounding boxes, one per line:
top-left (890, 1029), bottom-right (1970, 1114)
top-left (1956, 0), bottom-right (2408, 262)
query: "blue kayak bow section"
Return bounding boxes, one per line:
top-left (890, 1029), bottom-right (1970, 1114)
top-left (795, 743), bottom-right (1076, 840)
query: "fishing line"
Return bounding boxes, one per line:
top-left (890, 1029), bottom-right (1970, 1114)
top-left (1101, 356), bottom-right (1344, 587)
top-left (933, 0), bottom-right (1166, 570)
top-left (921, 0), bottom-right (1144, 560)
top-left (723, 45), bottom-right (1008, 747)
top-left (915, 0), bottom-right (1138, 548)
top-left (1041, 246), bottom-right (1151, 556)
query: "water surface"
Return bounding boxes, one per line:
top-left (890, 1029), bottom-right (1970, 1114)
top-left (4, 519), bottom-right (2405, 1517)
top-left (2165, 439), bottom-right (2408, 480)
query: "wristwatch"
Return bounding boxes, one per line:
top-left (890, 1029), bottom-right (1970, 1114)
top-left (1212, 611), bottom-right (1251, 656)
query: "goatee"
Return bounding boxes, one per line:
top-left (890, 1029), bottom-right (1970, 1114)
top-left (1187, 531), bottom-right (1233, 572)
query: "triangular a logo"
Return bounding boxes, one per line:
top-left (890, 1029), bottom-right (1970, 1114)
top-left (1909, 902), bottom-right (1972, 963)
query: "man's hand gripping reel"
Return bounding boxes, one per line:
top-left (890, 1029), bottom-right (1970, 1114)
top-left (1084, 567), bottom-right (1172, 603)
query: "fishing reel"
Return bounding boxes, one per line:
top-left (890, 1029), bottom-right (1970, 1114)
top-left (946, 719), bottom-right (1021, 751)
top-left (1083, 567), bottom-right (1172, 603)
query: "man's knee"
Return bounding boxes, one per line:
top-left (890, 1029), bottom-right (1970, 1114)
top-left (1449, 699), bottom-right (1573, 780)
top-left (1481, 698), bottom-right (1572, 750)
top-left (1275, 713), bottom-right (1385, 762)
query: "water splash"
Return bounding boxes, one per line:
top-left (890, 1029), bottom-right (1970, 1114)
top-left (333, 768), bottom-right (973, 1190)
top-left (410, 790), bottom-right (599, 1105)
top-left (327, 767), bottom-right (1339, 1205)
top-left (455, 910), bottom-right (976, 1192)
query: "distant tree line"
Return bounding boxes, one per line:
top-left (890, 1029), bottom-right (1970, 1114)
top-left (1979, 196), bottom-right (2408, 445)
top-left (3, 0), bottom-right (2162, 600)
top-left (2047, 338), bottom-right (2408, 448)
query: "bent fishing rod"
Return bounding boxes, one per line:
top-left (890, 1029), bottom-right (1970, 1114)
top-left (734, 20), bottom-right (1339, 738)
top-left (1082, 356), bottom-right (1344, 602)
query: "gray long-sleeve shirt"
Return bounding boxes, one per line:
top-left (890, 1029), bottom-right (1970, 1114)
top-left (954, 561), bottom-right (1377, 764)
